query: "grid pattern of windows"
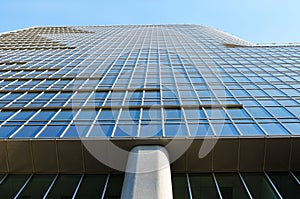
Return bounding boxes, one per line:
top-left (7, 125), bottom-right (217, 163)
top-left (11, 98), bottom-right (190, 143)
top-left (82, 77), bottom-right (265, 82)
top-left (0, 172), bottom-right (299, 198)
top-left (1, 25), bottom-right (300, 138)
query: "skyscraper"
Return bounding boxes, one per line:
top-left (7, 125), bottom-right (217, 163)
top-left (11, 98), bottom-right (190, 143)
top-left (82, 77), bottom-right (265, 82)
top-left (0, 24), bottom-right (299, 198)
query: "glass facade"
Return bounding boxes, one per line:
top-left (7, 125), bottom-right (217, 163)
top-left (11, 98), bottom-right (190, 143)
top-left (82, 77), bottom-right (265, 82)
top-left (0, 172), bottom-right (299, 198)
top-left (0, 25), bottom-right (300, 138)
top-left (0, 25), bottom-right (299, 197)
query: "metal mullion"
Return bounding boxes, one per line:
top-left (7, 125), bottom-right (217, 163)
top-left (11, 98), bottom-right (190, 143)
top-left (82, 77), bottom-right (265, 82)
top-left (238, 172), bottom-right (254, 199)
top-left (34, 108), bottom-right (63, 138)
top-left (13, 174), bottom-right (33, 199)
top-left (101, 174), bottom-right (110, 199)
top-left (59, 106), bottom-right (83, 138)
top-left (9, 109), bottom-right (43, 138)
top-left (0, 109), bottom-right (22, 127)
top-left (42, 174), bottom-right (59, 199)
top-left (264, 172), bottom-right (283, 199)
top-left (0, 174), bottom-right (8, 184)
top-left (186, 173), bottom-right (193, 199)
top-left (290, 171), bottom-right (300, 185)
top-left (4, 91), bottom-right (28, 108)
top-left (71, 174), bottom-right (84, 199)
top-left (212, 173), bottom-right (223, 199)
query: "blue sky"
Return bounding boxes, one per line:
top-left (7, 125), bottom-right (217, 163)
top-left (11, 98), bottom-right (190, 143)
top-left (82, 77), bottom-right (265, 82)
top-left (1, 0), bottom-right (300, 43)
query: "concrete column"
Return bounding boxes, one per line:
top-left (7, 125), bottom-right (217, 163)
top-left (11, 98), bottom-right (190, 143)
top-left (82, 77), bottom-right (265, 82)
top-left (121, 146), bottom-right (173, 199)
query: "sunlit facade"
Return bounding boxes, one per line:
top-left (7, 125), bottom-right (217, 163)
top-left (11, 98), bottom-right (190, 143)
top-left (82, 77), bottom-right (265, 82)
top-left (0, 25), bottom-right (299, 198)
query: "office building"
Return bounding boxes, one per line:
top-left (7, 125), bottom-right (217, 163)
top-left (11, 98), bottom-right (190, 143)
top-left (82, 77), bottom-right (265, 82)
top-left (0, 25), bottom-right (299, 198)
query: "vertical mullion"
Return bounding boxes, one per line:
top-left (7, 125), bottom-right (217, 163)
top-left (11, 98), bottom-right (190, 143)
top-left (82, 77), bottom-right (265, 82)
top-left (238, 172), bottom-right (253, 199)
top-left (42, 174), bottom-right (59, 199)
top-left (212, 173), bottom-right (223, 199)
top-left (101, 174), bottom-right (110, 199)
top-left (13, 174), bottom-right (33, 199)
top-left (71, 174), bottom-right (84, 199)
top-left (186, 173), bottom-right (193, 199)
top-left (290, 171), bottom-right (300, 185)
top-left (264, 172), bottom-right (283, 199)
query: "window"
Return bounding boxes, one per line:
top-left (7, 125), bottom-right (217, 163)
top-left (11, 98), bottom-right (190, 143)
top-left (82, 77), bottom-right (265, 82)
top-left (260, 123), bottom-right (290, 135)
top-left (236, 123), bottom-right (264, 135)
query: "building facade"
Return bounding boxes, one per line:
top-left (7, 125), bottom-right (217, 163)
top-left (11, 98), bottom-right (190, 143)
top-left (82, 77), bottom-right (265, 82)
top-left (0, 24), bottom-right (299, 198)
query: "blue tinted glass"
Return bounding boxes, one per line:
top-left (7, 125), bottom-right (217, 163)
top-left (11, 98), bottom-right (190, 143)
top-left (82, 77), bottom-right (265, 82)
top-left (266, 107), bottom-right (294, 118)
top-left (31, 110), bottom-right (56, 121)
top-left (0, 125), bottom-right (21, 138)
top-left (184, 109), bottom-right (206, 119)
top-left (75, 110), bottom-right (98, 120)
top-left (114, 124), bottom-right (138, 137)
top-left (260, 123), bottom-right (290, 135)
top-left (140, 124), bottom-right (162, 137)
top-left (142, 109), bottom-right (161, 120)
top-left (11, 111), bottom-right (36, 120)
top-left (89, 124), bottom-right (114, 137)
top-left (0, 111), bottom-right (15, 120)
top-left (282, 123), bottom-right (300, 135)
top-left (164, 123), bottom-right (188, 137)
top-left (164, 109), bottom-right (183, 119)
top-left (236, 123), bottom-right (264, 135)
top-left (246, 107), bottom-right (272, 118)
top-left (38, 125), bottom-right (67, 137)
top-left (212, 123), bottom-right (240, 136)
top-left (205, 109), bottom-right (228, 119)
top-left (14, 125), bottom-right (43, 138)
top-left (119, 109), bottom-right (140, 120)
top-left (63, 125), bottom-right (90, 137)
top-left (98, 109), bottom-right (119, 121)
top-left (227, 108), bottom-right (250, 118)
top-left (286, 107), bottom-right (300, 117)
top-left (54, 110), bottom-right (76, 120)
top-left (188, 123), bottom-right (214, 136)
top-left (93, 92), bottom-right (108, 99)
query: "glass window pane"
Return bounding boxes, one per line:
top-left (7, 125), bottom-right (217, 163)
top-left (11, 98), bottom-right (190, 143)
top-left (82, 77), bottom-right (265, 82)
top-left (18, 174), bottom-right (56, 198)
top-left (114, 124), bottom-right (138, 137)
top-left (267, 172), bottom-right (300, 199)
top-left (227, 108), bottom-right (250, 118)
top-left (266, 107), bottom-right (294, 118)
top-left (63, 125), bottom-right (90, 137)
top-left (53, 110), bottom-right (77, 120)
top-left (242, 173), bottom-right (279, 199)
top-left (98, 109), bottom-right (119, 121)
top-left (75, 175), bottom-right (107, 199)
top-left (0, 174), bottom-right (30, 198)
top-left (184, 108), bottom-right (206, 119)
top-left (119, 109), bottom-right (140, 120)
top-left (211, 123), bottom-right (239, 136)
top-left (246, 107), bottom-right (272, 118)
top-left (215, 173), bottom-right (250, 199)
top-left (139, 124), bottom-right (163, 137)
top-left (0, 125), bottom-right (21, 138)
top-left (236, 123), bottom-right (265, 136)
top-left (31, 110), bottom-right (56, 121)
top-left (47, 175), bottom-right (81, 198)
top-left (14, 125), bottom-right (43, 138)
top-left (89, 124), bottom-right (114, 137)
top-left (0, 111), bottom-right (15, 121)
top-left (165, 123), bottom-right (188, 137)
top-left (142, 109), bottom-right (161, 120)
top-left (164, 109), bottom-right (183, 120)
top-left (260, 123), bottom-right (290, 135)
top-left (188, 123), bottom-right (214, 136)
top-left (282, 123), bottom-right (300, 135)
top-left (11, 111), bottom-right (36, 121)
top-left (172, 174), bottom-right (190, 199)
top-left (38, 125), bottom-right (67, 138)
top-left (189, 174), bottom-right (219, 199)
